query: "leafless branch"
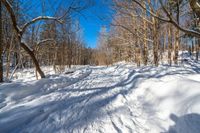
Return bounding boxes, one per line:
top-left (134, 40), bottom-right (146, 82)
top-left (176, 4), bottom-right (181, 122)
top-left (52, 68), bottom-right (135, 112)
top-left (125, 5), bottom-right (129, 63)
top-left (159, 0), bottom-right (200, 38)
top-left (111, 23), bottom-right (153, 43)
top-left (37, 39), bottom-right (56, 45)
top-left (130, 0), bottom-right (200, 38)
top-left (1, 0), bottom-right (21, 34)
top-left (21, 16), bottom-right (63, 35)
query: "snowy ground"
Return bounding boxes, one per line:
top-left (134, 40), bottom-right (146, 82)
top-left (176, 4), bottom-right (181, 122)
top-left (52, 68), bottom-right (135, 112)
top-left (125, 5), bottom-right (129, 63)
top-left (0, 58), bottom-right (200, 133)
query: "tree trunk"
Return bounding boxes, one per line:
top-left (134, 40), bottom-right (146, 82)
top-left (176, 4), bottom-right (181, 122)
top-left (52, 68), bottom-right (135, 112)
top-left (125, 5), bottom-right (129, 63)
top-left (153, 16), bottom-right (159, 66)
top-left (142, 1), bottom-right (148, 66)
top-left (0, 1), bottom-right (3, 82)
top-left (20, 42), bottom-right (45, 78)
top-left (168, 24), bottom-right (172, 66)
top-left (6, 43), bottom-right (11, 78)
top-left (195, 38), bottom-right (199, 60)
top-left (164, 30), bottom-right (166, 52)
top-left (174, 29), bottom-right (180, 64)
top-left (174, 2), bottom-right (180, 64)
top-left (53, 46), bottom-right (58, 73)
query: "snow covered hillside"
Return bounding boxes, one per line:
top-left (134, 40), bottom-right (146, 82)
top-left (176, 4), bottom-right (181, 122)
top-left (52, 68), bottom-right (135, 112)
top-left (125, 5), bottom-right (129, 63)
top-left (0, 59), bottom-right (200, 133)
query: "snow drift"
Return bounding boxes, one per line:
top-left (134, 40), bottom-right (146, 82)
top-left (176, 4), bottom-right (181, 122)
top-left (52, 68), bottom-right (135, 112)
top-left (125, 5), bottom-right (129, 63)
top-left (0, 59), bottom-right (200, 133)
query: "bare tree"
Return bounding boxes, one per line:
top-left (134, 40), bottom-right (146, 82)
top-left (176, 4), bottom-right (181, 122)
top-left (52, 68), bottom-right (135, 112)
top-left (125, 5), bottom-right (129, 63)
top-left (130, 0), bottom-right (200, 38)
top-left (1, 0), bottom-right (64, 78)
top-left (1, 0), bottom-right (89, 78)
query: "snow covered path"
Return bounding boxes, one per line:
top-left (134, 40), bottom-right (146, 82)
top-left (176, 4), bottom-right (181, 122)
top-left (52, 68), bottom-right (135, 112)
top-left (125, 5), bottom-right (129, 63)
top-left (0, 62), bottom-right (200, 133)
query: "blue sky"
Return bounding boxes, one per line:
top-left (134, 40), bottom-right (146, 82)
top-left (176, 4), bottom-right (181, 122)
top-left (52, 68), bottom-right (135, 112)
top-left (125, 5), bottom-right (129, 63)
top-left (78, 0), bottom-right (113, 48)
top-left (21, 0), bottom-right (113, 48)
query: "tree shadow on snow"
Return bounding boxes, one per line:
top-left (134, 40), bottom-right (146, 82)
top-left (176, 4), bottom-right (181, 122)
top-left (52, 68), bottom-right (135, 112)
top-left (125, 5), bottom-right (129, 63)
top-left (0, 68), bottom-right (139, 133)
top-left (1, 60), bottom-right (200, 132)
top-left (162, 113), bottom-right (200, 133)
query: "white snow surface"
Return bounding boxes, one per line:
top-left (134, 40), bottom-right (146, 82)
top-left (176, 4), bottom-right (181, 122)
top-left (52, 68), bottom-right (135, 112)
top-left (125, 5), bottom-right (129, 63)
top-left (0, 60), bottom-right (200, 133)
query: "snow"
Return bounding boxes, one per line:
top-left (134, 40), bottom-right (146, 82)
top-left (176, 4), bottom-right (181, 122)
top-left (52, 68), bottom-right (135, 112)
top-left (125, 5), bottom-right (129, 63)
top-left (0, 58), bottom-right (200, 133)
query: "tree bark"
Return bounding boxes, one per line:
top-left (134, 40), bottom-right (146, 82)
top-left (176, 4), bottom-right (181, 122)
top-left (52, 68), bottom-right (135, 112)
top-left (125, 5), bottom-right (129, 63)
top-left (132, 0), bottom-right (200, 38)
top-left (142, 1), bottom-right (148, 65)
top-left (174, 29), bottom-right (180, 64)
top-left (195, 38), bottom-right (199, 60)
top-left (6, 43), bottom-right (11, 78)
top-left (153, 15), bottom-right (159, 66)
top-left (174, 1), bottom-right (180, 64)
top-left (0, 1), bottom-right (3, 82)
top-left (20, 42), bottom-right (45, 78)
top-left (168, 24), bottom-right (172, 66)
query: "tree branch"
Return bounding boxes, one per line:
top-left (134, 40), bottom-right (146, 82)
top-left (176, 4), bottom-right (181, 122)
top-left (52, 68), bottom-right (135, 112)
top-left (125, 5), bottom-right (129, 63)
top-left (130, 0), bottom-right (171, 22)
top-left (111, 23), bottom-right (153, 43)
top-left (36, 39), bottom-right (56, 45)
top-left (130, 0), bottom-right (200, 38)
top-left (159, 0), bottom-right (200, 38)
top-left (1, 0), bottom-right (21, 35)
top-left (21, 16), bottom-right (63, 35)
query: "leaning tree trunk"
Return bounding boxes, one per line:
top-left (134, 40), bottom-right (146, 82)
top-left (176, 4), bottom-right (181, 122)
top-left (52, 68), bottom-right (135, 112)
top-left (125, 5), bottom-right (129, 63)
top-left (20, 42), bottom-right (45, 78)
top-left (0, 1), bottom-right (3, 82)
top-left (1, 0), bottom-right (68, 79)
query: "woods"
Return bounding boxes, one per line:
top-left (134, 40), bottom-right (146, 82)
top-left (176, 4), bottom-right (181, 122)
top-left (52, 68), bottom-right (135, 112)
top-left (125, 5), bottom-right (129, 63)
top-left (0, 0), bottom-right (200, 82)
top-left (96, 0), bottom-right (200, 66)
top-left (0, 1), bottom-right (200, 132)
top-left (0, 0), bottom-right (94, 81)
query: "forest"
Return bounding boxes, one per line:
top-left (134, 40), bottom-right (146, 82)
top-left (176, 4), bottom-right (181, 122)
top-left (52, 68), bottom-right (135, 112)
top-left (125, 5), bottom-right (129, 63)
top-left (0, 0), bottom-right (199, 81)
top-left (0, 0), bottom-right (200, 133)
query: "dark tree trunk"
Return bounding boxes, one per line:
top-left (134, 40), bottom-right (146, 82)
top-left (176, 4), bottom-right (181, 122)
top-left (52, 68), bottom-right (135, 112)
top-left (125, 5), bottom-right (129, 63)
top-left (153, 13), bottom-right (159, 67)
top-left (1, 0), bottom-right (48, 79)
top-left (174, 1), bottom-right (180, 64)
top-left (168, 24), bottom-right (172, 66)
top-left (20, 42), bottom-right (45, 78)
top-left (0, 1), bottom-right (3, 82)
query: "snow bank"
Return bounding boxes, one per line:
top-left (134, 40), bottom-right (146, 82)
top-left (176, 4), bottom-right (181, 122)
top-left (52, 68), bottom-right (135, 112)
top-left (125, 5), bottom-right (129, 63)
top-left (0, 59), bottom-right (200, 133)
top-left (129, 74), bottom-right (200, 132)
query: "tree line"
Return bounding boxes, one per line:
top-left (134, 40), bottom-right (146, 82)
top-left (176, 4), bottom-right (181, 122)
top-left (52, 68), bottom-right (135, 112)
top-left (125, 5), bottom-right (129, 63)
top-left (0, 0), bottom-right (200, 82)
top-left (96, 0), bottom-right (200, 66)
top-left (0, 0), bottom-right (95, 82)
